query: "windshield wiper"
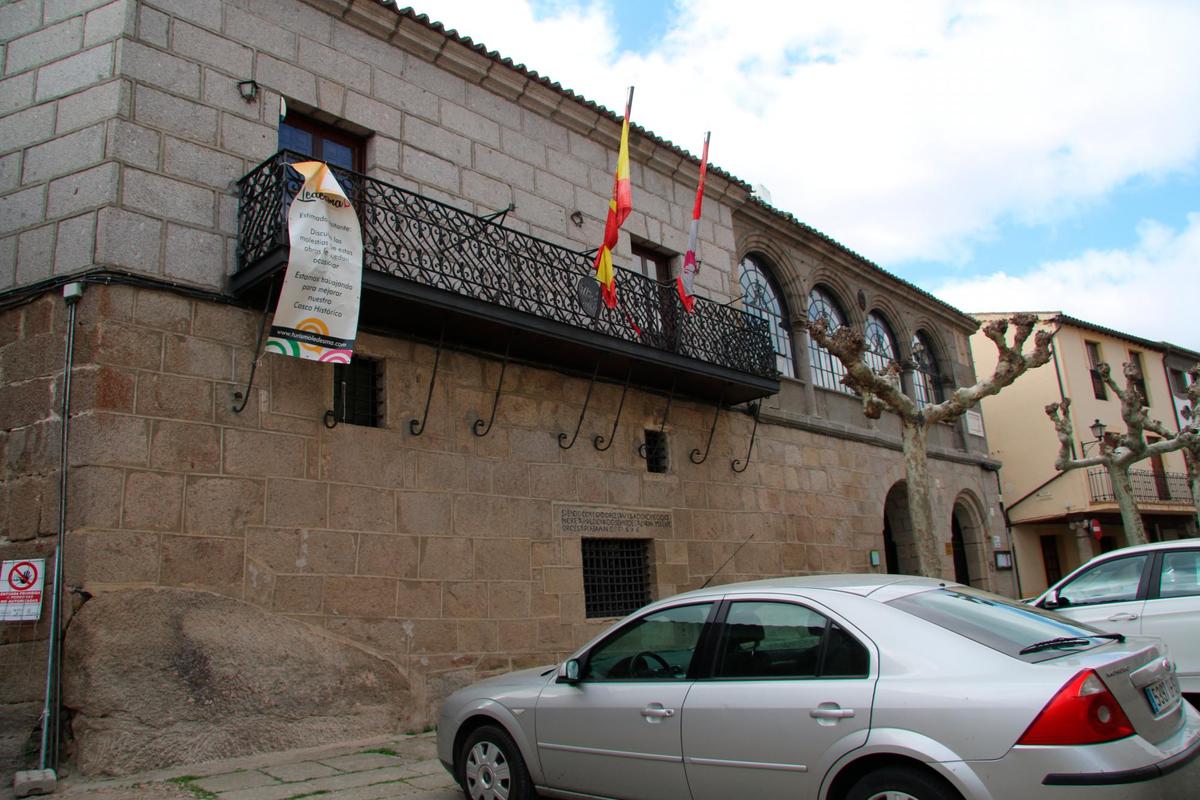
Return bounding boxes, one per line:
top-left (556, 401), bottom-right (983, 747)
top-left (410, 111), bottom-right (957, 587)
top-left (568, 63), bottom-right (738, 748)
top-left (1019, 632), bottom-right (1124, 655)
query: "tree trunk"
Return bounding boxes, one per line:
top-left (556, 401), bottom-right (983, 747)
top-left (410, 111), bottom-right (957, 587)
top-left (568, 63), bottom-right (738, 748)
top-left (1108, 463), bottom-right (1149, 545)
top-left (1186, 450), bottom-right (1200, 527)
top-left (902, 421), bottom-right (943, 578)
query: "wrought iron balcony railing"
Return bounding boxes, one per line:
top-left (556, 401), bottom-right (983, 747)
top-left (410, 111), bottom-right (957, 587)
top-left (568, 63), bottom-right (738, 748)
top-left (1087, 466), bottom-right (1193, 505)
top-left (235, 151), bottom-right (777, 388)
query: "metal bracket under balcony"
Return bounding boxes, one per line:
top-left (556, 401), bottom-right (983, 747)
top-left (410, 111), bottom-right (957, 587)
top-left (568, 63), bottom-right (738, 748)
top-left (231, 151), bottom-right (779, 405)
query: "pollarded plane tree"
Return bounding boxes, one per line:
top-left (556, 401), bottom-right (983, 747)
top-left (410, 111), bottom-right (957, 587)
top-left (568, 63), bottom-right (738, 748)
top-left (806, 313), bottom-right (1056, 578)
top-left (1045, 362), bottom-right (1200, 544)
top-left (1175, 365), bottom-right (1200, 523)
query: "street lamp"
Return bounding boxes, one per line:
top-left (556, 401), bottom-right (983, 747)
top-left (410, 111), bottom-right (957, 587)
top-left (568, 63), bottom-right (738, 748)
top-left (1081, 419), bottom-right (1108, 455)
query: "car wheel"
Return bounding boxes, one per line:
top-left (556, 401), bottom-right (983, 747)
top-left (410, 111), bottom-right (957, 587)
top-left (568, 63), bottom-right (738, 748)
top-left (458, 724), bottom-right (533, 800)
top-left (846, 766), bottom-right (961, 800)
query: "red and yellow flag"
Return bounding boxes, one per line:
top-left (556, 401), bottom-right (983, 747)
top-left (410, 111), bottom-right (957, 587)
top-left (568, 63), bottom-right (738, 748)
top-left (594, 88), bottom-right (634, 309)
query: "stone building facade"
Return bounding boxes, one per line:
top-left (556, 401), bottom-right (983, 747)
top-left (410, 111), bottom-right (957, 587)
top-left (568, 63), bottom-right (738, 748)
top-left (1, 0), bottom-right (1011, 770)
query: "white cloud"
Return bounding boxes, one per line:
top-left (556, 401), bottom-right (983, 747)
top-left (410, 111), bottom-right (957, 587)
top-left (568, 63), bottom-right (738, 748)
top-left (410, 0), bottom-right (1200, 332)
top-left (934, 213), bottom-right (1200, 350)
top-left (411, 0), bottom-right (1200, 264)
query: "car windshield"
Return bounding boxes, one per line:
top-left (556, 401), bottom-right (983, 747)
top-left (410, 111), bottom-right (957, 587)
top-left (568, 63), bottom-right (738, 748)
top-left (888, 585), bottom-right (1113, 662)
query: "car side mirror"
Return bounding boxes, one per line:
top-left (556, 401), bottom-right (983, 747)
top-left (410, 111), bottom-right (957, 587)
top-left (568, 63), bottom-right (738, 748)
top-left (558, 658), bottom-right (581, 684)
top-left (1042, 589), bottom-right (1065, 609)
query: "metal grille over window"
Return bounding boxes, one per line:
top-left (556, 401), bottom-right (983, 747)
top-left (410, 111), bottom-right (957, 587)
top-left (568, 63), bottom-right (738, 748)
top-left (643, 430), bottom-right (669, 474)
top-left (807, 287), bottom-right (852, 393)
top-left (333, 357), bottom-right (382, 427)
top-left (911, 332), bottom-right (943, 408)
top-left (582, 538), bottom-right (652, 619)
top-left (739, 256), bottom-right (794, 378)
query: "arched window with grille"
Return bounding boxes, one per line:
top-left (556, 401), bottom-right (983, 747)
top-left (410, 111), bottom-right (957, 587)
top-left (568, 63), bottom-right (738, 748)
top-left (911, 331), bottom-right (944, 407)
top-left (739, 255), bottom-right (794, 378)
top-left (864, 312), bottom-right (900, 376)
top-left (807, 286), bottom-right (852, 393)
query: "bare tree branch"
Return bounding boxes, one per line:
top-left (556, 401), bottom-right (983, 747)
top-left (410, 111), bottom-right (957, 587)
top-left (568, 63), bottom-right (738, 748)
top-left (1045, 398), bottom-right (1107, 470)
top-left (1180, 364), bottom-right (1200, 521)
top-left (1046, 359), bottom-right (1199, 544)
top-left (924, 314), bottom-right (1057, 424)
top-left (806, 319), bottom-right (917, 420)
top-left (804, 311), bottom-right (1058, 578)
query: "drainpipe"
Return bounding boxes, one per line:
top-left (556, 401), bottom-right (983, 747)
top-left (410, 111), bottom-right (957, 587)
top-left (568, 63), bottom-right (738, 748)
top-left (1048, 337), bottom-right (1076, 459)
top-left (16, 282), bottom-right (83, 797)
top-left (989, 465), bottom-right (1023, 598)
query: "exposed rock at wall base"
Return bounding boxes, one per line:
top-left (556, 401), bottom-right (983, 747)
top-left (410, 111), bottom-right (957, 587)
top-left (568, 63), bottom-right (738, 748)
top-left (0, 702), bottom-right (41, 774)
top-left (63, 588), bottom-right (411, 777)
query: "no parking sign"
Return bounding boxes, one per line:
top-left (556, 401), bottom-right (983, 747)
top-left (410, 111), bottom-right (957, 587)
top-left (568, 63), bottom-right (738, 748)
top-left (1, 559), bottom-right (45, 622)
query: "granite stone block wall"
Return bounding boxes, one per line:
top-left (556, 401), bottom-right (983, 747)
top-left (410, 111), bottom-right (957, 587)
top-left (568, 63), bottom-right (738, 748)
top-left (1, 283), bottom-right (1006, 731)
top-left (1, 0), bottom-right (1011, 769)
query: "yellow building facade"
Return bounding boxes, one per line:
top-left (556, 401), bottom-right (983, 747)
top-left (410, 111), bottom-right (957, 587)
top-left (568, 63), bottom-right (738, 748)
top-left (970, 313), bottom-right (1198, 597)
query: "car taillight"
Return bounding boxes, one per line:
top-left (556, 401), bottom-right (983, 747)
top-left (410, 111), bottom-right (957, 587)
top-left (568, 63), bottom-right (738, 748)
top-left (1018, 669), bottom-right (1134, 746)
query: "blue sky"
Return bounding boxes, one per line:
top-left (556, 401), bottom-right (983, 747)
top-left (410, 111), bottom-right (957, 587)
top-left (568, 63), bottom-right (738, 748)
top-left (417, 1), bottom-right (1200, 350)
top-left (906, 168), bottom-right (1200, 285)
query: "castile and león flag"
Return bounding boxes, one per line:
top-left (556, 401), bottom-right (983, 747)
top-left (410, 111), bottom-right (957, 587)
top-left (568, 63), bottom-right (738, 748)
top-left (677, 131), bottom-right (710, 314)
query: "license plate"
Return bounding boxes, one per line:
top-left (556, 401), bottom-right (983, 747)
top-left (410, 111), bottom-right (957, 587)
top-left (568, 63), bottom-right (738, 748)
top-left (1145, 675), bottom-right (1181, 714)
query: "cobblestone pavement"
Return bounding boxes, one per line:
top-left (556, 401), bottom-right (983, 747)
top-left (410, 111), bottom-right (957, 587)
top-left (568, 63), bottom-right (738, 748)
top-left (4, 733), bottom-right (461, 800)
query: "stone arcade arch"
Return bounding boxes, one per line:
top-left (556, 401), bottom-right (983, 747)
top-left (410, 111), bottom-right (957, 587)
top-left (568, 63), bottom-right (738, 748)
top-left (951, 492), bottom-right (990, 587)
top-left (882, 482), bottom-right (919, 574)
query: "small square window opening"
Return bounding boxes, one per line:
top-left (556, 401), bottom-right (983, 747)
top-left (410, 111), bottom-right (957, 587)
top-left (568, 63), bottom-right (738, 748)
top-left (582, 538), bottom-right (652, 619)
top-left (644, 429), bottom-right (669, 474)
top-left (333, 356), bottom-right (383, 427)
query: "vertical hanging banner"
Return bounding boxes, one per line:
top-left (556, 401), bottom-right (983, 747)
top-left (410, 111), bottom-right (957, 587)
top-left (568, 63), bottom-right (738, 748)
top-left (266, 161), bottom-right (363, 363)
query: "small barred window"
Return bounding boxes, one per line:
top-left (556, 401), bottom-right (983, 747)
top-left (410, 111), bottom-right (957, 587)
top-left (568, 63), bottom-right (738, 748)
top-left (333, 356), bottom-right (383, 427)
top-left (582, 538), bottom-right (652, 619)
top-left (644, 430), bottom-right (669, 474)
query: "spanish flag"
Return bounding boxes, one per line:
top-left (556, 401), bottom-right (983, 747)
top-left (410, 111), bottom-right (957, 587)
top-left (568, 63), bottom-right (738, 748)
top-left (594, 88), bottom-right (634, 309)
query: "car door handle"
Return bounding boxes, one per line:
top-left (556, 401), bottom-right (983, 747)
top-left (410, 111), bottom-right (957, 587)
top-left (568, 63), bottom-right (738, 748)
top-left (641, 706), bottom-right (676, 719)
top-left (810, 707), bottom-right (855, 719)
top-left (1107, 612), bottom-right (1139, 621)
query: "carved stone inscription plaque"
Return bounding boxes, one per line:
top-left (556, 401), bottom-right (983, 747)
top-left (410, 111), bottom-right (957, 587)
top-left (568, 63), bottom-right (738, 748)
top-left (557, 505), bottom-right (673, 538)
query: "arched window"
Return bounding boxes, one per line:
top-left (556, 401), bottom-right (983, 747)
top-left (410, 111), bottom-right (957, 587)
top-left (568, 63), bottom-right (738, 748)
top-left (807, 286), bottom-right (852, 393)
top-left (739, 256), bottom-right (794, 378)
top-left (911, 331), bottom-right (944, 407)
top-left (864, 312), bottom-right (899, 376)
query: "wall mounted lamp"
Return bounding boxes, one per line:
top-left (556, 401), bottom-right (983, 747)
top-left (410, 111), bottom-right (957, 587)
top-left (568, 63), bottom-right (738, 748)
top-left (237, 79), bottom-right (259, 102)
top-left (569, 210), bottom-right (584, 227)
top-left (1080, 419), bottom-right (1108, 455)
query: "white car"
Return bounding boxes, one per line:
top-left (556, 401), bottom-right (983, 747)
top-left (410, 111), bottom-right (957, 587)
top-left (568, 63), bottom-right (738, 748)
top-left (1032, 538), bottom-right (1200, 695)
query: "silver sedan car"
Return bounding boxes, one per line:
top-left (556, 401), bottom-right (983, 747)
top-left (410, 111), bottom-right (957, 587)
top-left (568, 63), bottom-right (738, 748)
top-left (437, 574), bottom-right (1200, 800)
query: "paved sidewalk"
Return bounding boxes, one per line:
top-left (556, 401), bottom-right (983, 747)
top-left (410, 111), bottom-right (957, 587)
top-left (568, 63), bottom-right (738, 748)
top-left (4, 732), bottom-right (461, 800)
